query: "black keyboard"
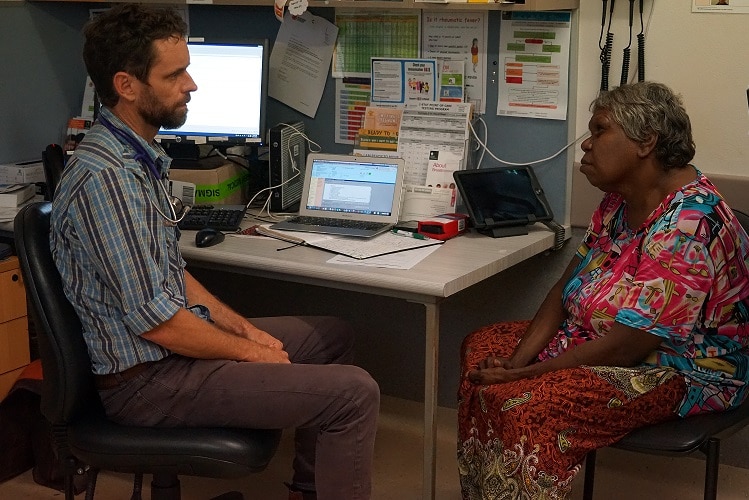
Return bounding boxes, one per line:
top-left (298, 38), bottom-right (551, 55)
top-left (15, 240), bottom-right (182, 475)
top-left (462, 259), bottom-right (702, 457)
top-left (178, 204), bottom-right (247, 231)
top-left (287, 216), bottom-right (389, 231)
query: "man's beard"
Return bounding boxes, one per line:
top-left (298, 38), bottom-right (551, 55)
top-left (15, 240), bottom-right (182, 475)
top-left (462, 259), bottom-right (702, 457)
top-left (140, 86), bottom-right (189, 130)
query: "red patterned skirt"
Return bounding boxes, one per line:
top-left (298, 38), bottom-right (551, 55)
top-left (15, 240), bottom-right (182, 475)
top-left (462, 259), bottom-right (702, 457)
top-left (458, 321), bottom-right (687, 499)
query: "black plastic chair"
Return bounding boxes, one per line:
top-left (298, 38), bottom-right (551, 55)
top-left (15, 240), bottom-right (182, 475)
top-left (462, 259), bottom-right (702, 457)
top-left (41, 144), bottom-right (65, 201)
top-left (583, 208), bottom-right (749, 500)
top-left (14, 201), bottom-right (281, 500)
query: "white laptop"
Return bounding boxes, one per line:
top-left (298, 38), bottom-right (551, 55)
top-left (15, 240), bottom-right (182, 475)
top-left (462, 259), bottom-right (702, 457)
top-left (270, 153), bottom-right (405, 238)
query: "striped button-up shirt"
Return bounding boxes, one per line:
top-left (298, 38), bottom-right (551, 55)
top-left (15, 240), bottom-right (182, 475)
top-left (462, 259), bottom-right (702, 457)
top-left (51, 107), bottom-right (186, 375)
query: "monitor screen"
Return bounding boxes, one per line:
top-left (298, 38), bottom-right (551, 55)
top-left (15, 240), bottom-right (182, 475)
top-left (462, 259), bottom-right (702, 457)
top-left (157, 37), bottom-right (269, 148)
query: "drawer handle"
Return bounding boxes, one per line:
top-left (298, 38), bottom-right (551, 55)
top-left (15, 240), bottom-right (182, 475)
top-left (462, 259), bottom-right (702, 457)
top-left (11, 274), bottom-right (19, 282)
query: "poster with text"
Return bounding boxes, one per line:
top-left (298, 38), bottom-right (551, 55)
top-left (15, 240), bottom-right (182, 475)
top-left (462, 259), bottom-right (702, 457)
top-left (421, 11), bottom-right (488, 114)
top-left (371, 58), bottom-right (437, 105)
top-left (497, 11), bottom-right (571, 120)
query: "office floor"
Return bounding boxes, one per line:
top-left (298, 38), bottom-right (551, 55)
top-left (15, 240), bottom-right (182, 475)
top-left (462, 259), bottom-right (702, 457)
top-left (2, 396), bottom-right (749, 499)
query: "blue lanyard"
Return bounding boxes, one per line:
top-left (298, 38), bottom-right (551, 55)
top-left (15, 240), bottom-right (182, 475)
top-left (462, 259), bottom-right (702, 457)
top-left (98, 114), bottom-right (163, 181)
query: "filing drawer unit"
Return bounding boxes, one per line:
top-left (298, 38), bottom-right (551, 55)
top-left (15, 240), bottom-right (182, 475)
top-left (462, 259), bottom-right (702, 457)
top-left (0, 256), bottom-right (30, 400)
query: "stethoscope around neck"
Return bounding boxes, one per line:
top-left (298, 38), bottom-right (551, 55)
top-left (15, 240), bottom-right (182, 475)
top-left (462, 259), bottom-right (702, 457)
top-left (98, 114), bottom-right (191, 226)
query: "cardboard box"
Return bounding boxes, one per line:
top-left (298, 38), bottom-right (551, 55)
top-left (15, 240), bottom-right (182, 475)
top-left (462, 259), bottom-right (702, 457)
top-left (168, 162), bottom-right (249, 205)
top-left (0, 160), bottom-right (45, 184)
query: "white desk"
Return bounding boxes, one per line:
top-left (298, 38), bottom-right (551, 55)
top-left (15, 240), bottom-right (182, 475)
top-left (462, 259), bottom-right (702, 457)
top-left (180, 225), bottom-right (555, 499)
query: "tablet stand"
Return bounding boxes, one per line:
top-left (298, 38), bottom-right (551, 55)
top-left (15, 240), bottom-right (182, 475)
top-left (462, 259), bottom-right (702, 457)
top-left (478, 225), bottom-right (529, 238)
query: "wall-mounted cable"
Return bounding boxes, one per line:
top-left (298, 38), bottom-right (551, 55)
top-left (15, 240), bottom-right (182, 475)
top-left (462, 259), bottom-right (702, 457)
top-left (468, 119), bottom-right (590, 168)
top-left (637, 0), bottom-right (646, 81)
top-left (599, 0), bottom-right (616, 92)
top-left (620, 0), bottom-right (635, 87)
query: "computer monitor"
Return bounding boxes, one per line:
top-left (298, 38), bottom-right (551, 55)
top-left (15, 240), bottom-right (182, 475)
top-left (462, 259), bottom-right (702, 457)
top-left (157, 37), bottom-right (269, 159)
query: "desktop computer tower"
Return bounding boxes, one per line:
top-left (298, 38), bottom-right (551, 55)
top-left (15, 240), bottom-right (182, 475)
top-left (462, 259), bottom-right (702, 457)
top-left (269, 121), bottom-right (306, 211)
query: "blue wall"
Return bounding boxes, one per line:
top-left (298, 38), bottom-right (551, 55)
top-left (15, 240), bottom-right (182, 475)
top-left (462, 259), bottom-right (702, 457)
top-left (0, 2), bottom-right (90, 161)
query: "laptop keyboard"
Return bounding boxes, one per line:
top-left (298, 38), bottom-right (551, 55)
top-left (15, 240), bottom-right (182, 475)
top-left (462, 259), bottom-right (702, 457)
top-left (287, 216), bottom-right (390, 231)
top-left (178, 204), bottom-right (247, 231)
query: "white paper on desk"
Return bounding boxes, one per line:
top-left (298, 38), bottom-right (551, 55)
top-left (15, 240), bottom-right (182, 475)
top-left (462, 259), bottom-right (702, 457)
top-left (310, 231), bottom-right (442, 260)
top-left (268, 12), bottom-right (338, 118)
top-left (400, 185), bottom-right (455, 221)
top-left (327, 244), bottom-right (441, 269)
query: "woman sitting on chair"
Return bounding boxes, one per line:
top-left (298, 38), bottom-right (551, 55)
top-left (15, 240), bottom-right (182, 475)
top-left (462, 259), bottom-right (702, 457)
top-left (458, 81), bottom-right (749, 499)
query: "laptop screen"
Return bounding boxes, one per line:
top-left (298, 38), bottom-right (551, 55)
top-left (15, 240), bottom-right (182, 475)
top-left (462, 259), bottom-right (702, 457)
top-left (304, 157), bottom-right (400, 217)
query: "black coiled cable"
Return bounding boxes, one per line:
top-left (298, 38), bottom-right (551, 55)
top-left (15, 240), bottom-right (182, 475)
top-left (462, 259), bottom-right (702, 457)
top-left (637, 0), bottom-right (646, 81)
top-left (620, 48), bottom-right (630, 87)
top-left (621, 0), bottom-right (635, 86)
top-left (637, 33), bottom-right (645, 81)
top-left (600, 32), bottom-right (613, 92)
top-left (599, 0), bottom-right (616, 92)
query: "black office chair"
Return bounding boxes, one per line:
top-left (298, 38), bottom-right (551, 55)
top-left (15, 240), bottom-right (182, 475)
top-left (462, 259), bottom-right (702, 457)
top-left (41, 144), bottom-right (65, 201)
top-left (13, 201), bottom-right (281, 500)
top-left (582, 207), bottom-right (749, 500)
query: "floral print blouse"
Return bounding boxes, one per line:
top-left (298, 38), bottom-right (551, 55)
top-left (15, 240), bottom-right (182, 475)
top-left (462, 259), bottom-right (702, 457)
top-left (541, 170), bottom-right (749, 417)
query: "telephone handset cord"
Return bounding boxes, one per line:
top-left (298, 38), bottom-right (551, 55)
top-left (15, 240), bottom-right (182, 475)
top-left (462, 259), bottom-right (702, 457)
top-left (599, 0), bottom-right (616, 92)
top-left (637, 0), bottom-right (646, 82)
top-left (620, 0), bottom-right (635, 86)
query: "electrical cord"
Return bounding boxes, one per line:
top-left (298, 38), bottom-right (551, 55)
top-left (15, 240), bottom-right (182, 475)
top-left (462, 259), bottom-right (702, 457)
top-left (543, 220), bottom-right (567, 250)
top-left (244, 122), bottom-right (322, 220)
top-left (470, 116), bottom-right (488, 168)
top-left (468, 118), bottom-right (591, 167)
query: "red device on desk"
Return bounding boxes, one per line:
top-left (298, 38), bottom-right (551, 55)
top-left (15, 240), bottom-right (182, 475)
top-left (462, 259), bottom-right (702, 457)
top-left (417, 213), bottom-right (468, 241)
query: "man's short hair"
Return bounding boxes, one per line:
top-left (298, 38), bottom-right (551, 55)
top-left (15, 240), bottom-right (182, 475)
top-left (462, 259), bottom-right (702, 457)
top-left (83, 4), bottom-right (188, 107)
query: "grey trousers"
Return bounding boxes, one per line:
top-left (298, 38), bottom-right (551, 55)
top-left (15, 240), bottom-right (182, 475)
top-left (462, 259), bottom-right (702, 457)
top-left (97, 316), bottom-right (379, 500)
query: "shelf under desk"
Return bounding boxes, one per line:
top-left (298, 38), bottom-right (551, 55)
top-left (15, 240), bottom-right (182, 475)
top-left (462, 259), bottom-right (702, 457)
top-left (179, 224), bottom-right (555, 499)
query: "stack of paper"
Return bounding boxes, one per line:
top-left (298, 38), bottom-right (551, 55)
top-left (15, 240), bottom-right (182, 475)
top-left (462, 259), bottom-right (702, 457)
top-left (397, 101), bottom-right (472, 221)
top-left (252, 224), bottom-right (443, 260)
top-left (0, 184), bottom-right (36, 208)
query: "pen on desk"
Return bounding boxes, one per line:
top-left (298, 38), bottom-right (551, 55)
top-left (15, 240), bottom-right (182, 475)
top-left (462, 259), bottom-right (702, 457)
top-left (392, 229), bottom-right (430, 240)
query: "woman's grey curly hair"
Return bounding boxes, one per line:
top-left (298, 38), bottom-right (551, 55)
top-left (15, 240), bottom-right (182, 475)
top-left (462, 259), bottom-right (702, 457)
top-left (590, 82), bottom-right (696, 169)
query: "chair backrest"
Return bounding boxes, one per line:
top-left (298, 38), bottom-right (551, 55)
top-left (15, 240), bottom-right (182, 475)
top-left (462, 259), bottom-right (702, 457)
top-left (13, 201), bottom-right (103, 424)
top-left (41, 144), bottom-right (65, 201)
top-left (733, 208), bottom-right (749, 234)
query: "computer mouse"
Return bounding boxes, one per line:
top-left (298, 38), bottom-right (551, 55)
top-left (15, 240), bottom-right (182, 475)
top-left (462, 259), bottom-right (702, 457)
top-left (195, 227), bottom-right (225, 248)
